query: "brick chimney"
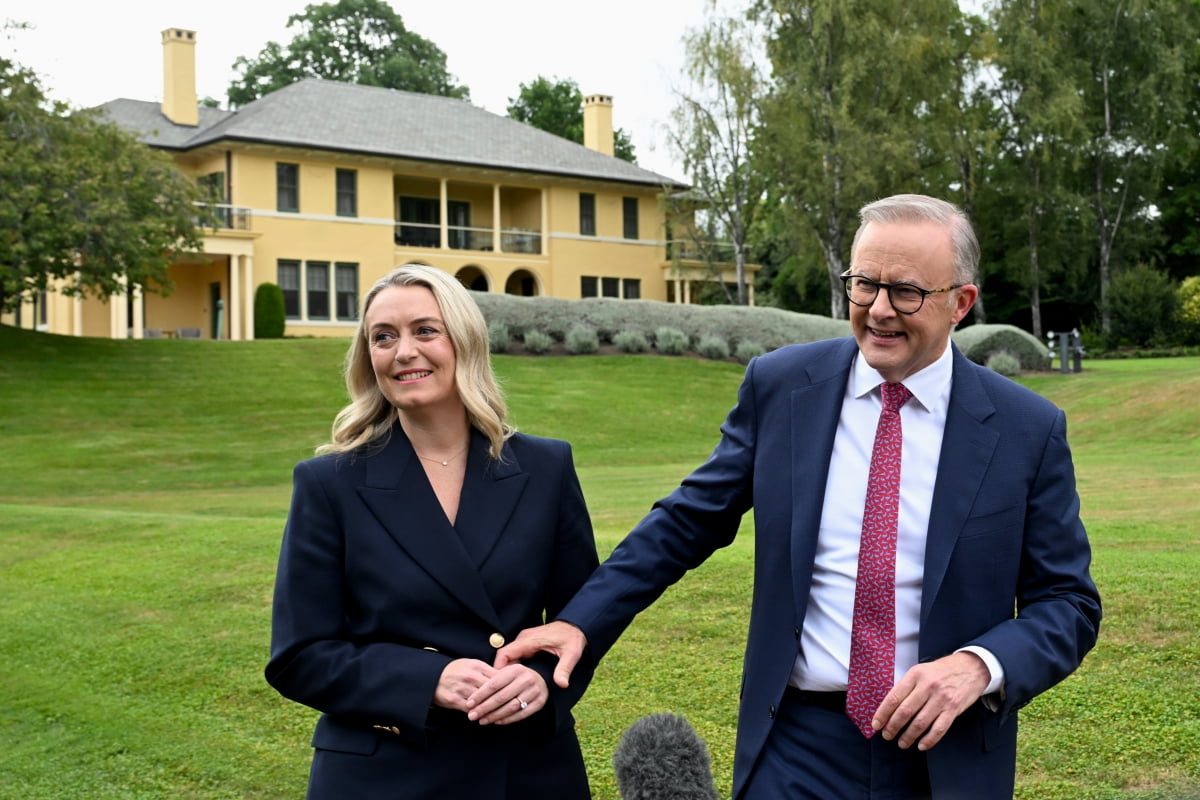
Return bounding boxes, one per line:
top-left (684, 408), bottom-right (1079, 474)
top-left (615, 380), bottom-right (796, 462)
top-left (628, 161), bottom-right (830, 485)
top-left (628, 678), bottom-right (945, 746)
top-left (161, 28), bottom-right (198, 126)
top-left (582, 94), bottom-right (614, 157)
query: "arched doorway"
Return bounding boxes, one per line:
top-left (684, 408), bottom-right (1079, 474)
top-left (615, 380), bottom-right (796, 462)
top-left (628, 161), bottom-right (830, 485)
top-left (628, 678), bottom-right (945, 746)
top-left (455, 265), bottom-right (489, 292)
top-left (504, 269), bottom-right (540, 297)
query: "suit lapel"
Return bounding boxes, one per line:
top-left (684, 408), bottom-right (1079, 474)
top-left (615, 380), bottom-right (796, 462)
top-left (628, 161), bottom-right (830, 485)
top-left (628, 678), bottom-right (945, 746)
top-left (921, 347), bottom-right (999, 621)
top-left (453, 433), bottom-right (529, 567)
top-left (790, 340), bottom-right (858, 624)
top-left (356, 429), bottom-right (505, 630)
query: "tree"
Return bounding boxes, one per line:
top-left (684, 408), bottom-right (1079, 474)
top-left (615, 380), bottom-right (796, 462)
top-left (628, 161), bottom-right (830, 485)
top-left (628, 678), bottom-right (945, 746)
top-left (506, 76), bottom-right (637, 163)
top-left (227, 0), bottom-right (468, 107)
top-left (752, 0), bottom-right (966, 318)
top-left (1063, 0), bottom-right (1200, 333)
top-left (1, 53), bottom-right (206, 313)
top-left (666, 3), bottom-right (767, 305)
top-left (986, 0), bottom-right (1090, 340)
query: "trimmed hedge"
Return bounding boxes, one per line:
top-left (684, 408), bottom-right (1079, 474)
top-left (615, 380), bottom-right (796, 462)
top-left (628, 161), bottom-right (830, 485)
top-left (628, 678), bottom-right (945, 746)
top-left (953, 324), bottom-right (1050, 371)
top-left (470, 293), bottom-right (850, 351)
top-left (469, 292), bottom-right (1052, 371)
top-left (253, 283), bottom-right (286, 339)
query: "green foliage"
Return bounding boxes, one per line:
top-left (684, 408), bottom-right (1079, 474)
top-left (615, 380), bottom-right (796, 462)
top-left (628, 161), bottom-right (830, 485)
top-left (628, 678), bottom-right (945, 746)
top-left (506, 75), bottom-right (637, 163)
top-left (253, 283), bottom-right (287, 339)
top-left (1, 327), bottom-right (1199, 799)
top-left (654, 326), bottom-right (690, 355)
top-left (696, 333), bottom-right (731, 360)
top-left (487, 320), bottom-right (510, 354)
top-left (954, 324), bottom-right (1052, 371)
top-left (522, 329), bottom-right (553, 354)
top-left (1174, 276), bottom-right (1200, 346)
top-left (752, 0), bottom-right (968, 319)
top-left (985, 350), bottom-right (1022, 377)
top-left (565, 323), bottom-right (599, 354)
top-left (1105, 265), bottom-right (1179, 348)
top-left (0, 55), bottom-right (205, 312)
top-left (612, 329), bottom-right (648, 353)
top-left (469, 293), bottom-right (850, 352)
top-left (226, 0), bottom-right (469, 107)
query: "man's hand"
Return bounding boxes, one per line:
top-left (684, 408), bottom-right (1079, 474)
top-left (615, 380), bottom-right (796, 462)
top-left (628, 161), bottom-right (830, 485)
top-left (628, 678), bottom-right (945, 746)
top-left (873, 651), bottom-right (990, 750)
top-left (491, 621), bottom-right (588, 689)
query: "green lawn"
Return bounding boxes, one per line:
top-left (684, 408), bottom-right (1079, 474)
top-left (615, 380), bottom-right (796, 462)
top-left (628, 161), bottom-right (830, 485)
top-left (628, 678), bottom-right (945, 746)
top-left (1, 325), bottom-right (1197, 799)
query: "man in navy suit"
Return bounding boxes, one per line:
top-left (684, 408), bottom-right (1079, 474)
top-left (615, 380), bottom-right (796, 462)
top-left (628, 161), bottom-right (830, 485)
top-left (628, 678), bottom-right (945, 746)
top-left (476, 194), bottom-right (1101, 798)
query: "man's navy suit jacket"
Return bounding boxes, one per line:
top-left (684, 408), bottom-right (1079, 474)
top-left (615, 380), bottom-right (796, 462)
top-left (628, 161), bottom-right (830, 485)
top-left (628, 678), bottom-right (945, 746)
top-left (560, 337), bottom-right (1101, 799)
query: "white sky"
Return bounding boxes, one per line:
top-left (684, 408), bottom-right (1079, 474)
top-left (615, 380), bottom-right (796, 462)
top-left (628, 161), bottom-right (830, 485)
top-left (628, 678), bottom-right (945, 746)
top-left (4, 0), bottom-right (721, 182)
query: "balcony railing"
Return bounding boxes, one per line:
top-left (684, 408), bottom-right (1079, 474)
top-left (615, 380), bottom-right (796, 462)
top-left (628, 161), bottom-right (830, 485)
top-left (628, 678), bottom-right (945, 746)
top-left (194, 202), bottom-right (251, 231)
top-left (667, 240), bottom-right (740, 263)
top-left (395, 222), bottom-right (542, 255)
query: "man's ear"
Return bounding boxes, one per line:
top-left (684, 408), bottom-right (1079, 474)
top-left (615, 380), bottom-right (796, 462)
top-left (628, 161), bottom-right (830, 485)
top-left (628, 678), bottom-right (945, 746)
top-left (950, 284), bottom-right (979, 325)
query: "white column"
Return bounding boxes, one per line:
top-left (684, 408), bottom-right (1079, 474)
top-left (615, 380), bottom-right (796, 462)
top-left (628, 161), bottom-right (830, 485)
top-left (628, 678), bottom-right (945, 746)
top-left (229, 256), bottom-right (241, 341)
top-left (109, 275), bottom-right (130, 338)
top-left (243, 255), bottom-right (255, 340)
top-left (439, 179), bottom-right (448, 249)
top-left (493, 184), bottom-right (502, 252)
top-left (748, 282), bottom-right (756, 307)
top-left (131, 285), bottom-right (144, 339)
top-left (540, 189), bottom-right (548, 257)
top-left (73, 292), bottom-right (83, 336)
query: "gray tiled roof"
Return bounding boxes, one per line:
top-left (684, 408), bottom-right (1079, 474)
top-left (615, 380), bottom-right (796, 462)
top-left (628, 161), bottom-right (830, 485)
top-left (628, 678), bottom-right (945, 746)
top-left (96, 79), bottom-right (684, 189)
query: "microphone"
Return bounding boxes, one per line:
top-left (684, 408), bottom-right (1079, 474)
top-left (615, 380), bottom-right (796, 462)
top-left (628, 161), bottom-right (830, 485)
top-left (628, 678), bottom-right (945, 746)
top-left (612, 712), bottom-right (719, 800)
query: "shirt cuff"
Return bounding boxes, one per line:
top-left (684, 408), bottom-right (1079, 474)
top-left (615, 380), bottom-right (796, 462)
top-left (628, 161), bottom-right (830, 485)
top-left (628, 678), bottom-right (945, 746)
top-left (956, 645), bottom-right (1005, 707)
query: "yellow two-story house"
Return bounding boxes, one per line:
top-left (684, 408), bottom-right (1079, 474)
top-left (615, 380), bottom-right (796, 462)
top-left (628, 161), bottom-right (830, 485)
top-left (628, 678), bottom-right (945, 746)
top-left (5, 28), bottom-right (755, 340)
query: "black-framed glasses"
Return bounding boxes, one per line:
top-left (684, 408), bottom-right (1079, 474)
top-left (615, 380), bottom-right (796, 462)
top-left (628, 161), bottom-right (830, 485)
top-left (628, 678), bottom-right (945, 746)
top-left (840, 274), bottom-right (963, 314)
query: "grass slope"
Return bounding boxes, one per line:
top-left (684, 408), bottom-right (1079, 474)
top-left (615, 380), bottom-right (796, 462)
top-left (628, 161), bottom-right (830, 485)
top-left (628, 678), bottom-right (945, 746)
top-left (1, 325), bottom-right (1197, 799)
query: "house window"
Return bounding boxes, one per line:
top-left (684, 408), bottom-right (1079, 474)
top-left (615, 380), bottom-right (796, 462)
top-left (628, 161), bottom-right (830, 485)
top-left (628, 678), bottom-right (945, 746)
top-left (335, 263), bottom-right (359, 321)
top-left (336, 169), bottom-right (357, 217)
top-left (623, 279), bottom-right (641, 299)
top-left (398, 196), bottom-right (440, 247)
top-left (623, 197), bottom-right (638, 240)
top-left (277, 163), bottom-right (299, 212)
top-left (278, 260), bottom-right (301, 318)
top-left (579, 193), bottom-right (596, 236)
top-left (306, 261), bottom-right (330, 320)
top-left (601, 277), bottom-right (620, 298)
top-left (580, 276), bottom-right (598, 298)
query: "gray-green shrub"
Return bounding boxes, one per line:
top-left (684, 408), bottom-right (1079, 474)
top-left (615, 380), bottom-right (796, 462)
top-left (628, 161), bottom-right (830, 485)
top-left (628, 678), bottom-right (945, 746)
top-left (654, 326), bottom-right (689, 355)
top-left (565, 323), bottom-right (599, 355)
top-left (735, 340), bottom-right (766, 364)
top-left (613, 330), bottom-right (649, 353)
top-left (985, 350), bottom-right (1022, 377)
top-left (953, 324), bottom-right (1050, 371)
top-left (522, 329), bottom-right (553, 354)
top-left (696, 333), bottom-right (730, 360)
top-left (488, 321), bottom-right (509, 354)
top-left (469, 292), bottom-right (849, 351)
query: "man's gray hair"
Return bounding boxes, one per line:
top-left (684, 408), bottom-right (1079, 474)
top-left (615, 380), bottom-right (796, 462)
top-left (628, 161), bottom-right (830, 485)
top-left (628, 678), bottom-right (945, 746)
top-left (853, 194), bottom-right (979, 286)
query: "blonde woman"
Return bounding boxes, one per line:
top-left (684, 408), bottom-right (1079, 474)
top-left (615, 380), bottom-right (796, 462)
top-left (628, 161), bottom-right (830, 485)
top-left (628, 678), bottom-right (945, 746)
top-left (267, 264), bottom-right (598, 799)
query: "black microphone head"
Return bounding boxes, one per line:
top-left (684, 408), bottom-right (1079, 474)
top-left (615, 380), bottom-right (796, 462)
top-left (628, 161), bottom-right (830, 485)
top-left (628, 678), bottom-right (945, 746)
top-left (612, 712), bottom-right (719, 800)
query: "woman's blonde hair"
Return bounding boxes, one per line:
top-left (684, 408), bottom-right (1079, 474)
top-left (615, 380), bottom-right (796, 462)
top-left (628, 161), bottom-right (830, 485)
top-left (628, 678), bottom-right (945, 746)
top-left (317, 264), bottom-right (513, 459)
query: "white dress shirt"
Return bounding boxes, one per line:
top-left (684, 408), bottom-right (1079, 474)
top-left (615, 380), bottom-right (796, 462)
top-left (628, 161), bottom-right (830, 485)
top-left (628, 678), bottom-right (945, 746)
top-left (791, 341), bottom-right (1003, 695)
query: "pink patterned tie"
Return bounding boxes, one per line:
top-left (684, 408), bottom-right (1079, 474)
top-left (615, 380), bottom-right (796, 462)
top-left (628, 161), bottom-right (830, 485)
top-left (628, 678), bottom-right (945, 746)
top-left (846, 381), bottom-right (912, 738)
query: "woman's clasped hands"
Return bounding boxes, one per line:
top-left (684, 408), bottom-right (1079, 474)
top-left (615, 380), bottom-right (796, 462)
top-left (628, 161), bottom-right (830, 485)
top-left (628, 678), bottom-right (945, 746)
top-left (436, 659), bottom-right (547, 725)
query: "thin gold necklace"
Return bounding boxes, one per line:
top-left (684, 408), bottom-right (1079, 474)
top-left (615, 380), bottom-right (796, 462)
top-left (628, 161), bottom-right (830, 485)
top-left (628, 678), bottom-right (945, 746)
top-left (414, 443), bottom-right (468, 467)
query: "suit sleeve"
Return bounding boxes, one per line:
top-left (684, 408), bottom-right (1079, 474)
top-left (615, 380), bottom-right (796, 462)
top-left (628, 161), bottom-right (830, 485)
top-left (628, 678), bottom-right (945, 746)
top-left (525, 442), bottom-right (600, 734)
top-left (558, 358), bottom-right (760, 661)
top-left (264, 459), bottom-right (451, 744)
top-left (965, 408), bottom-right (1102, 718)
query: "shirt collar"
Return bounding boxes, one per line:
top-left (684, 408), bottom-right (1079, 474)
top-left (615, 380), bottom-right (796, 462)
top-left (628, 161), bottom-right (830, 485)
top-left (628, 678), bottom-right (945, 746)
top-left (852, 338), bottom-right (954, 412)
